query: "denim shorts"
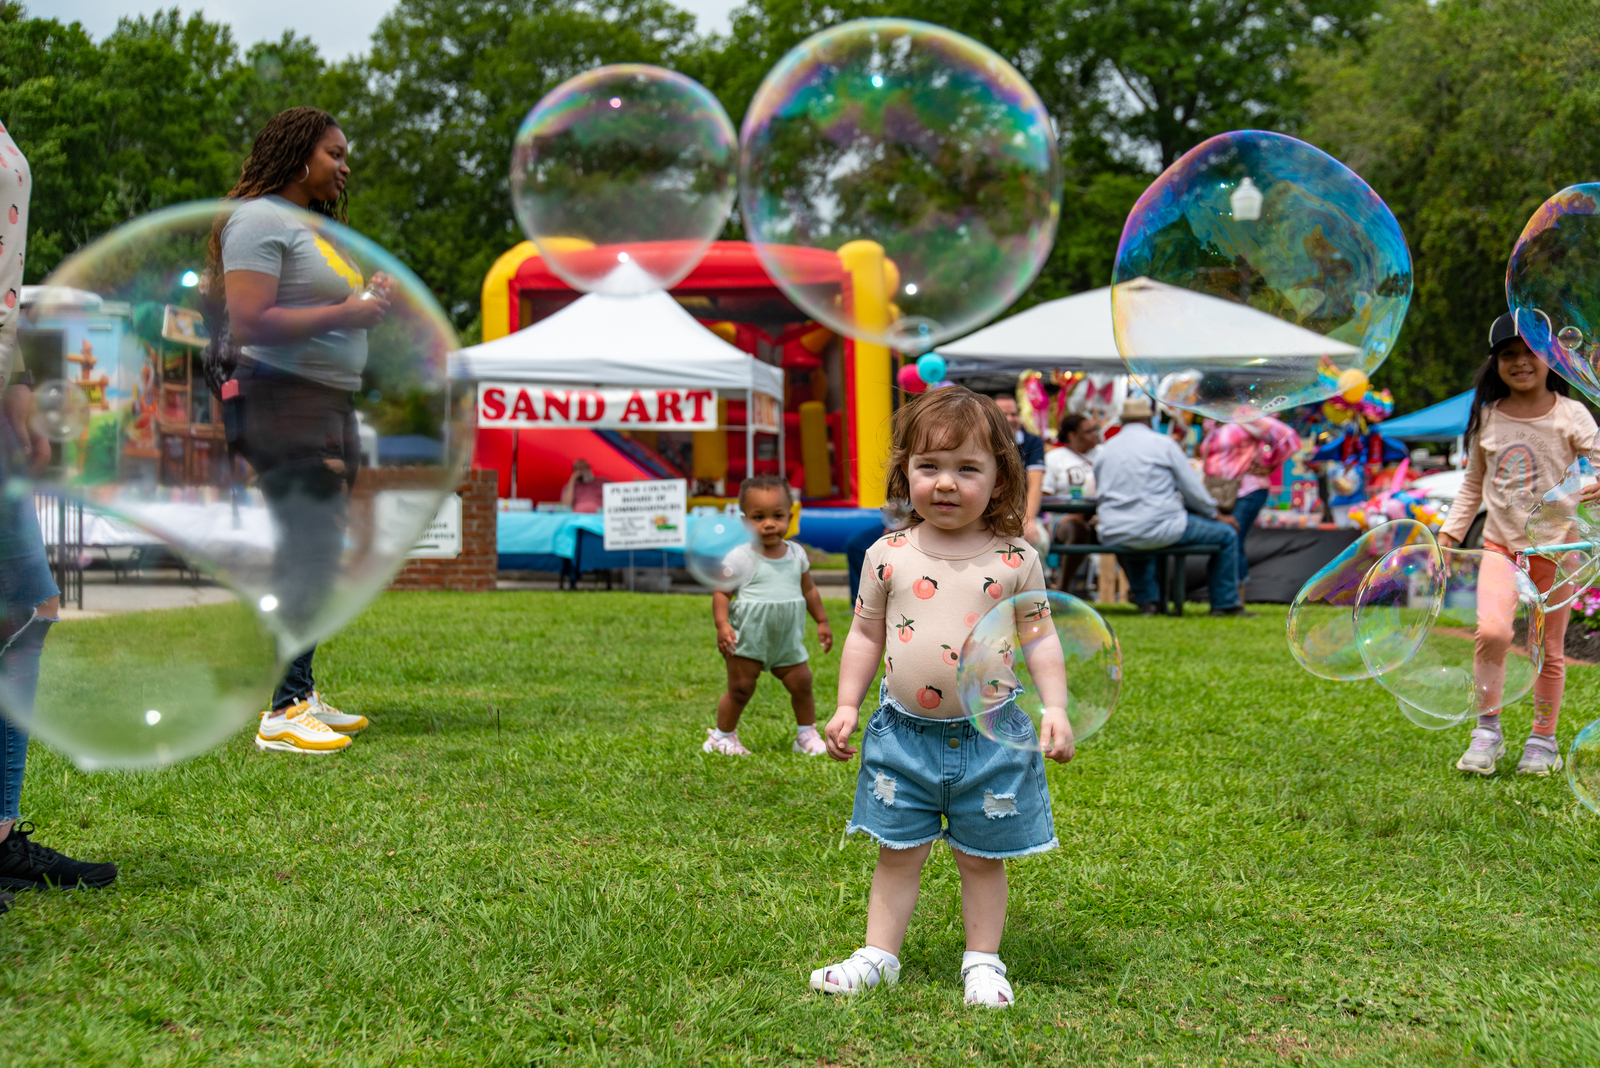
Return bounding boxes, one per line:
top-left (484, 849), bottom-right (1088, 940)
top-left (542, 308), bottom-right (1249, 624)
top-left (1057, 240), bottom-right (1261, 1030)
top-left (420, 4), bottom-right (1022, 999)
top-left (847, 687), bottom-right (1058, 860)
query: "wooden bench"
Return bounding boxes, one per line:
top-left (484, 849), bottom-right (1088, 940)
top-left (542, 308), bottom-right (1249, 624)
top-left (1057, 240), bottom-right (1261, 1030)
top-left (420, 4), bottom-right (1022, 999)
top-left (1048, 542), bottom-right (1227, 616)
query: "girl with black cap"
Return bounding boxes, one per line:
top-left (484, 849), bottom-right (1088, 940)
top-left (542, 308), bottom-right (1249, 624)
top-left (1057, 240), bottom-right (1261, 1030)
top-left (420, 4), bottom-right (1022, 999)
top-left (1437, 313), bottom-right (1599, 776)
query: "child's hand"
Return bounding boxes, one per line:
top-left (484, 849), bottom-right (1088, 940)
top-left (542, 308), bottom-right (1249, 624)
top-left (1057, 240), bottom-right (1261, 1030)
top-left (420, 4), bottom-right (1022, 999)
top-left (824, 706), bottom-right (859, 761)
top-left (816, 621), bottom-right (834, 653)
top-left (1039, 706), bottom-right (1075, 763)
top-left (716, 622), bottom-right (739, 657)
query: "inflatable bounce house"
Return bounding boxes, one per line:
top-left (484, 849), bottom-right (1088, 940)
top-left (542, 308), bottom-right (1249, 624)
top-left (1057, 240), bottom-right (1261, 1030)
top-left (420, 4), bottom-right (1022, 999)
top-left (469, 240), bottom-right (903, 515)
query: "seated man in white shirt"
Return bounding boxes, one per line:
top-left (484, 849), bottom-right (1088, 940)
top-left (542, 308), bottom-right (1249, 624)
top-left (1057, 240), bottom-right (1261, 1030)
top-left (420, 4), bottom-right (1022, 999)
top-left (1040, 413), bottom-right (1101, 590)
top-left (1093, 395), bottom-right (1252, 616)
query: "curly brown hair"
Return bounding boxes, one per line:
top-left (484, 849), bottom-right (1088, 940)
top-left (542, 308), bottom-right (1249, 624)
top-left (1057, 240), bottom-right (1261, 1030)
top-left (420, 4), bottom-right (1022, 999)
top-left (884, 386), bottom-right (1025, 538)
top-left (203, 107), bottom-right (347, 302)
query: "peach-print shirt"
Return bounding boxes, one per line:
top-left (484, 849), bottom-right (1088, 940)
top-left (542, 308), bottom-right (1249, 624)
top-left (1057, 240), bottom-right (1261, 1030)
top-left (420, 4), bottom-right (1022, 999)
top-left (855, 524), bottom-right (1046, 719)
top-left (0, 122), bottom-right (29, 369)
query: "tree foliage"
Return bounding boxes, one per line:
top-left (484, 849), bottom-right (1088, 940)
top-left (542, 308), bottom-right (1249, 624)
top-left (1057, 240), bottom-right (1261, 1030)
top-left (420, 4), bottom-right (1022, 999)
top-left (1303, 0), bottom-right (1600, 410)
top-left (4, 0), bottom-right (1588, 414)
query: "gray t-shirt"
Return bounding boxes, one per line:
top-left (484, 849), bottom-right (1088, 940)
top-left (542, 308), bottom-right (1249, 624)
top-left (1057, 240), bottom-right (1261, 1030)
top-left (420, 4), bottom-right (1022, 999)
top-left (220, 195), bottom-right (366, 390)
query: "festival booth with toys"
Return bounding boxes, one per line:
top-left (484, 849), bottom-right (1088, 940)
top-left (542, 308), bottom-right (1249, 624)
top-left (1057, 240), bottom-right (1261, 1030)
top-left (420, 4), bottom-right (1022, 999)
top-left (469, 241), bottom-right (912, 566)
top-left (936, 285), bottom-right (1417, 602)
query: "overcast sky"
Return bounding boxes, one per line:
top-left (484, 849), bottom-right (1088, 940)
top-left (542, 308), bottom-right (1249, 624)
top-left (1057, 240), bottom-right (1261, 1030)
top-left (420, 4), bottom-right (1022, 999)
top-left (47, 0), bottom-right (742, 60)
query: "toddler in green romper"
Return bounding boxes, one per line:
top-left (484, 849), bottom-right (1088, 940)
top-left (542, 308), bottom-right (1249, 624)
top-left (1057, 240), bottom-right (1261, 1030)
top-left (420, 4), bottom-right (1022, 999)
top-left (728, 542), bottom-right (811, 669)
top-left (705, 477), bottom-right (833, 757)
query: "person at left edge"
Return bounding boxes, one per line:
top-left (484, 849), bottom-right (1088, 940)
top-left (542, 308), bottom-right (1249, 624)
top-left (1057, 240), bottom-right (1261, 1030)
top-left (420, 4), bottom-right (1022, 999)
top-left (0, 119), bottom-right (118, 896)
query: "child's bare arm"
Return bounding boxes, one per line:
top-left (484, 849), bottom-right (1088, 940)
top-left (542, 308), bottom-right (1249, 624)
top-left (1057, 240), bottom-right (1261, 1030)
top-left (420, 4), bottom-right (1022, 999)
top-left (799, 571), bottom-right (833, 653)
top-left (1020, 622), bottom-right (1074, 763)
top-left (825, 615), bottom-right (886, 760)
top-left (712, 590), bottom-right (738, 657)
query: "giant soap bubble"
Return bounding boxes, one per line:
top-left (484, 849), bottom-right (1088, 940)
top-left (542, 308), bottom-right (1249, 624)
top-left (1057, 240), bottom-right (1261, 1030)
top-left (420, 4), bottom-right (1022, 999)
top-left (0, 561), bottom-right (281, 770)
top-left (24, 200), bottom-right (472, 661)
top-left (1287, 519), bottom-right (1438, 681)
top-left (1112, 130), bottom-right (1412, 422)
top-left (739, 19), bottom-right (1062, 354)
top-left (1507, 184), bottom-right (1600, 404)
top-left (956, 590), bottom-right (1121, 751)
top-left (511, 65), bottom-right (737, 295)
top-left (1355, 546), bottom-right (1543, 721)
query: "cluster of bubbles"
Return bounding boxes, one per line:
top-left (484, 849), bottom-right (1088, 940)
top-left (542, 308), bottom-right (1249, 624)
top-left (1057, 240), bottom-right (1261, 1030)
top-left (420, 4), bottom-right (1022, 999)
top-left (22, 202), bottom-right (471, 767)
top-left (1289, 519), bottom-right (1545, 731)
top-left (1111, 130), bottom-right (1412, 423)
top-left (955, 591), bottom-right (1121, 752)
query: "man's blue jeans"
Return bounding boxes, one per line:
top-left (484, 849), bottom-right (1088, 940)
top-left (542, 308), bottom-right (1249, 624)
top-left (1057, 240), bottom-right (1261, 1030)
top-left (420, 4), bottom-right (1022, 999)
top-left (1121, 513), bottom-right (1241, 611)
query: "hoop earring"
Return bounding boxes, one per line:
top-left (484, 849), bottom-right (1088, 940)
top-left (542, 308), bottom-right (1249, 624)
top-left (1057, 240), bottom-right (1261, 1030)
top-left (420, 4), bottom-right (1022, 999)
top-left (297, 164), bottom-right (310, 183)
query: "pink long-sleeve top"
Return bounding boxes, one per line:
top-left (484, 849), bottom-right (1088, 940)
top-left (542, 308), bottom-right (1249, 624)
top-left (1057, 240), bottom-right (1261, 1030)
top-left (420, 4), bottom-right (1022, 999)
top-left (1199, 418), bottom-right (1301, 497)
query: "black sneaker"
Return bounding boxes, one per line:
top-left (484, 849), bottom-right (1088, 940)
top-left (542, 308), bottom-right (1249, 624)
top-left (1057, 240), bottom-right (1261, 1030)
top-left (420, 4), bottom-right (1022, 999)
top-left (1209, 606), bottom-right (1258, 618)
top-left (0, 891), bottom-right (12, 914)
top-left (1137, 601), bottom-right (1161, 615)
top-left (0, 823), bottom-right (118, 890)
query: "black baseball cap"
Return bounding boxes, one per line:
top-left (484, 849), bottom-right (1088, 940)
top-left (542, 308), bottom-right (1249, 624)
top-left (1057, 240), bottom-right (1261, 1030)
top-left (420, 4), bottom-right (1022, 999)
top-left (1489, 312), bottom-right (1522, 354)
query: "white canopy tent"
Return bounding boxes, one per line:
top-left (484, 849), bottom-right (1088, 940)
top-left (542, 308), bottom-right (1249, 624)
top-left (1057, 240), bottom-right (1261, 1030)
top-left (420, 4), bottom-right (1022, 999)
top-left (936, 287), bottom-right (1130, 376)
top-left (938, 281), bottom-right (1361, 383)
top-left (451, 288), bottom-right (786, 487)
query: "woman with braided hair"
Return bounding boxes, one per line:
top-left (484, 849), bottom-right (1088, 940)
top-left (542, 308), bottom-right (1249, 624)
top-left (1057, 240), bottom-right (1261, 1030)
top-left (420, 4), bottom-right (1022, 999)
top-left (206, 106), bottom-right (385, 754)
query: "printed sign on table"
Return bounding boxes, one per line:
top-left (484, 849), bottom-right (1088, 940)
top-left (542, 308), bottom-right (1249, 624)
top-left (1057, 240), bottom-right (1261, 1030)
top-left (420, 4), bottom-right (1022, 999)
top-left (603, 479), bottom-right (688, 551)
top-left (751, 391), bottom-right (781, 433)
top-left (478, 384), bottom-right (717, 430)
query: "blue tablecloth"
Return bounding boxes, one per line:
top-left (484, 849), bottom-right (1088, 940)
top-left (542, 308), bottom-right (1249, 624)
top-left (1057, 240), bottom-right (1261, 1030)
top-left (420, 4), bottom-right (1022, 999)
top-left (497, 512), bottom-right (606, 560)
top-left (497, 507), bottom-right (890, 569)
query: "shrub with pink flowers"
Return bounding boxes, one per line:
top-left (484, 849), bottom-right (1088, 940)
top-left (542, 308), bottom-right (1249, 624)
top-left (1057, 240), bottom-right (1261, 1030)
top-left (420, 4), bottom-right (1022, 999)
top-left (1571, 587), bottom-right (1600, 633)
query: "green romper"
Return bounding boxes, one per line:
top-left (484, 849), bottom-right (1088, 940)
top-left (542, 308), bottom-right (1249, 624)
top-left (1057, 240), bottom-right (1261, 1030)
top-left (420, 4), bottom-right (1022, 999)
top-left (728, 541), bottom-right (811, 670)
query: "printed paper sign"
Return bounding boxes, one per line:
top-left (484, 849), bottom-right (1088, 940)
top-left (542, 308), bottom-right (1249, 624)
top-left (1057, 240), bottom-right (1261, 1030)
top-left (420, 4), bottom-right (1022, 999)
top-left (375, 491), bottom-right (462, 559)
top-left (751, 390), bottom-right (781, 433)
top-left (603, 479), bottom-right (687, 551)
top-left (477, 384), bottom-right (716, 430)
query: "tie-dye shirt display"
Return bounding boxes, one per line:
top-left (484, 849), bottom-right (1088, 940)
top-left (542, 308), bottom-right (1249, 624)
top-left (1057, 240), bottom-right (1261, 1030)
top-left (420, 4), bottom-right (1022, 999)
top-left (0, 123), bottom-right (30, 370)
top-left (1439, 397), bottom-right (1600, 552)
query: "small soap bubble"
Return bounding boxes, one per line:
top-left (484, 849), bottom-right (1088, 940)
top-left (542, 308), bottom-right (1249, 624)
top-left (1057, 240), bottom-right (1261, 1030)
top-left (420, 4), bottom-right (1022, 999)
top-left (1287, 519), bottom-right (1437, 680)
top-left (29, 380), bottom-right (91, 442)
top-left (956, 591), bottom-right (1121, 751)
top-left (685, 514), bottom-right (758, 592)
top-left (1569, 717), bottom-right (1600, 815)
top-left (1356, 547), bottom-right (1544, 722)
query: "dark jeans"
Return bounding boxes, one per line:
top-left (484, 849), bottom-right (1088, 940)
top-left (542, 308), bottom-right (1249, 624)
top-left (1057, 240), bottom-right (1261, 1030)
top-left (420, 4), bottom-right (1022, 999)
top-left (273, 647), bottom-right (316, 711)
top-left (845, 523), bottom-right (886, 604)
top-left (1120, 513), bottom-right (1241, 611)
top-left (1231, 488), bottom-right (1269, 582)
top-left (235, 359), bottom-right (356, 711)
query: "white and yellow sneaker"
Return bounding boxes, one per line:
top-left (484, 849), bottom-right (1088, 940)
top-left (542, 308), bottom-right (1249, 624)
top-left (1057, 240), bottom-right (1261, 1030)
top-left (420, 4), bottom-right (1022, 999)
top-left (255, 701), bottom-right (352, 754)
top-left (308, 691), bottom-right (368, 734)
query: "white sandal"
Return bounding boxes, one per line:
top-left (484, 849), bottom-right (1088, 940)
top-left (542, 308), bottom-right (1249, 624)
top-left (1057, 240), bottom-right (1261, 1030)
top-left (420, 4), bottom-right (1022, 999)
top-left (809, 949), bottom-right (900, 995)
top-left (962, 956), bottom-right (1014, 1007)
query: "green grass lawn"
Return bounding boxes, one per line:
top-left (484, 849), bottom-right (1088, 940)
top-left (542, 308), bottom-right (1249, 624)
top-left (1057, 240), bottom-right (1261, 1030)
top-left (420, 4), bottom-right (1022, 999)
top-left (1, 593), bottom-right (1598, 1067)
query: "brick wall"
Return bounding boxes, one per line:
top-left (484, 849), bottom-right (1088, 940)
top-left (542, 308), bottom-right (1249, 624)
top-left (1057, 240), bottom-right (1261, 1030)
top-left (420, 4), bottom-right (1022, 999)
top-left (351, 466), bottom-right (498, 593)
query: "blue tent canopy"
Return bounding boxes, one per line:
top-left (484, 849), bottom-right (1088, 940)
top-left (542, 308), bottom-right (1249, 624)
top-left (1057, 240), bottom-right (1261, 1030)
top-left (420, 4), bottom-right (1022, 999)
top-left (1378, 390), bottom-right (1473, 440)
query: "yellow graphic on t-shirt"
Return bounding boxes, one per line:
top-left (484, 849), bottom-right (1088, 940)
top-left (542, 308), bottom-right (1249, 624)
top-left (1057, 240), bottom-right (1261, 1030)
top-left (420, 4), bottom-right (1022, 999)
top-left (312, 234), bottom-right (364, 292)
